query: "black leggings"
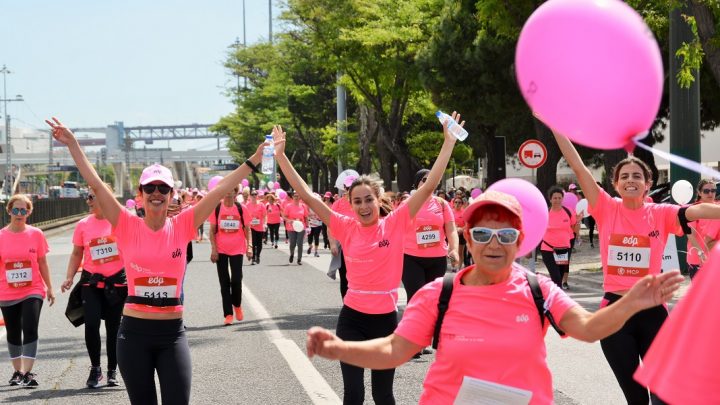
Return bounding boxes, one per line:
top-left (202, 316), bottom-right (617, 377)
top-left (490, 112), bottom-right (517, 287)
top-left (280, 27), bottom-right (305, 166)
top-left (401, 254), bottom-right (448, 303)
top-left (600, 292), bottom-right (667, 405)
top-left (1, 297), bottom-right (43, 359)
top-left (322, 224), bottom-right (329, 248)
top-left (267, 223), bottom-right (280, 245)
top-left (336, 306), bottom-right (398, 405)
top-left (82, 285), bottom-right (126, 369)
top-left (251, 229), bottom-right (264, 260)
top-left (339, 250), bottom-right (348, 299)
top-left (117, 316), bottom-right (191, 405)
top-left (216, 253), bottom-right (244, 316)
top-left (308, 226), bottom-right (322, 247)
top-left (540, 250), bottom-right (569, 287)
top-left (585, 216), bottom-right (596, 245)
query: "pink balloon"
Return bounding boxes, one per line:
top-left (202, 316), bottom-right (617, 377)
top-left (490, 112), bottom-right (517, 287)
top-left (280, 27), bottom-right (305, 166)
top-left (273, 182), bottom-right (281, 190)
top-left (241, 179), bottom-right (249, 187)
top-left (278, 190), bottom-right (287, 200)
top-left (207, 175), bottom-right (223, 191)
top-left (258, 190), bottom-right (265, 196)
top-left (562, 192), bottom-right (579, 211)
top-left (515, 0), bottom-right (663, 150)
top-left (125, 199), bottom-right (136, 208)
top-left (487, 178), bottom-right (549, 257)
top-left (470, 188), bottom-right (482, 199)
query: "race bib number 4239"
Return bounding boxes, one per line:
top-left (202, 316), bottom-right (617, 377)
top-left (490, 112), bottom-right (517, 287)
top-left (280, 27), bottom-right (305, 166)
top-left (416, 225), bottom-right (441, 248)
top-left (607, 234), bottom-right (651, 277)
top-left (5, 260), bottom-right (32, 288)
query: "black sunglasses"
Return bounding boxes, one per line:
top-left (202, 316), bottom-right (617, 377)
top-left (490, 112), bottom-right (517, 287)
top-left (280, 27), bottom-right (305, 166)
top-left (141, 184), bottom-right (172, 195)
top-left (701, 188), bottom-right (717, 195)
top-left (86, 194), bottom-right (95, 201)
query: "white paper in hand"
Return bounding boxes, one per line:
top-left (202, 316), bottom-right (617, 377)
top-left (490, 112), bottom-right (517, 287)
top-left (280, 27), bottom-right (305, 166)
top-left (453, 376), bottom-right (532, 405)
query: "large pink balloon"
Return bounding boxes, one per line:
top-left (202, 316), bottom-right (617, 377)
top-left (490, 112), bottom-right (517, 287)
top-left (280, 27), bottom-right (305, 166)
top-left (516, 0), bottom-right (663, 149)
top-left (207, 176), bottom-right (223, 191)
top-left (273, 182), bottom-right (281, 190)
top-left (241, 179), bottom-right (249, 187)
top-left (125, 199), bottom-right (136, 208)
top-left (277, 190), bottom-right (287, 200)
top-left (487, 178), bottom-right (549, 257)
top-left (470, 188), bottom-right (482, 199)
top-left (562, 192), bottom-right (579, 211)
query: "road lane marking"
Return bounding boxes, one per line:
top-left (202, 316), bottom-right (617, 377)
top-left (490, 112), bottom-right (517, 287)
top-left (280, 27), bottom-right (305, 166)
top-left (242, 285), bottom-right (341, 404)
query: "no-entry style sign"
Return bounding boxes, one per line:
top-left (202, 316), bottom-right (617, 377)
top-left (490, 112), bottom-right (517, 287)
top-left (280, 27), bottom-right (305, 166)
top-left (518, 139), bottom-right (547, 169)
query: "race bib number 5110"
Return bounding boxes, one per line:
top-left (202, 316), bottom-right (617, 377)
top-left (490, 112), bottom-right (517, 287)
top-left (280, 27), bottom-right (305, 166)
top-left (607, 234), bottom-right (651, 277)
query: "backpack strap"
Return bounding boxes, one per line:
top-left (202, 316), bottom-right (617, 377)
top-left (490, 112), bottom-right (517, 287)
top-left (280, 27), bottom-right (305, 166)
top-left (432, 273), bottom-right (456, 349)
top-left (561, 206), bottom-right (573, 220)
top-left (235, 202), bottom-right (245, 228)
top-left (525, 270), bottom-right (565, 336)
top-left (214, 204), bottom-right (221, 234)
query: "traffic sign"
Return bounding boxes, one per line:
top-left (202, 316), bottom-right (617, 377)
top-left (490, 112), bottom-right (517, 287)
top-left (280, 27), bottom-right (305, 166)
top-left (518, 140), bottom-right (547, 169)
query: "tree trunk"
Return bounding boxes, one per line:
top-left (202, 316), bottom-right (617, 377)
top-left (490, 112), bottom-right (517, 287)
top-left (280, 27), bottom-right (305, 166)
top-left (535, 119), bottom-right (561, 194)
top-left (310, 161), bottom-right (320, 193)
top-left (690, 1), bottom-right (720, 88)
top-left (376, 128), bottom-right (396, 191)
top-left (357, 105), bottom-right (377, 174)
top-left (602, 149), bottom-right (627, 196)
top-left (485, 132), bottom-right (504, 186)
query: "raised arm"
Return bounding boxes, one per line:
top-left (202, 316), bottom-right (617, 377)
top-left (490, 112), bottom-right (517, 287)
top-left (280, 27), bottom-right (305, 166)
top-left (685, 202), bottom-right (720, 222)
top-left (407, 112), bottom-right (460, 218)
top-left (551, 130), bottom-right (602, 208)
top-left (272, 125), bottom-right (332, 225)
top-left (192, 143), bottom-right (264, 229)
top-left (47, 118), bottom-right (122, 226)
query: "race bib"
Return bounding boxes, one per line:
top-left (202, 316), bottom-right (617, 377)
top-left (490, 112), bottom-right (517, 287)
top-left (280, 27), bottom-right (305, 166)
top-left (607, 234), bottom-right (651, 277)
top-left (5, 260), bottom-right (32, 288)
top-left (134, 276), bottom-right (177, 299)
top-left (416, 225), bottom-right (441, 248)
top-left (251, 218), bottom-right (261, 226)
top-left (309, 218), bottom-right (323, 227)
top-left (553, 249), bottom-right (569, 266)
top-left (89, 236), bottom-right (120, 265)
top-left (220, 215), bottom-right (241, 233)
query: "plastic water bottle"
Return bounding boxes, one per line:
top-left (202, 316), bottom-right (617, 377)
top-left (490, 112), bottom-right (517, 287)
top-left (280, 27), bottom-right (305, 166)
top-left (261, 134), bottom-right (274, 174)
top-left (436, 111), bottom-right (468, 141)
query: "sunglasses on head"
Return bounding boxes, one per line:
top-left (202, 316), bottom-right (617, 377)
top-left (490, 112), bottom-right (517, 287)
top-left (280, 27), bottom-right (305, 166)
top-left (469, 227), bottom-right (520, 245)
top-left (141, 184), bottom-right (172, 195)
top-left (86, 194), bottom-right (95, 201)
top-left (701, 188), bottom-right (717, 195)
top-left (11, 207), bottom-right (28, 216)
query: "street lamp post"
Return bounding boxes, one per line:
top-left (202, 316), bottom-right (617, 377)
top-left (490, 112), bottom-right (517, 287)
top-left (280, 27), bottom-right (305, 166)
top-left (0, 65), bottom-right (24, 196)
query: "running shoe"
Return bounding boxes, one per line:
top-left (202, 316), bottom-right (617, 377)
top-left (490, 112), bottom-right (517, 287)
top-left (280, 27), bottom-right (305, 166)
top-left (107, 370), bottom-right (119, 387)
top-left (297, 258), bottom-right (302, 265)
top-left (224, 315), bottom-right (233, 326)
top-left (326, 269), bottom-right (337, 280)
top-left (562, 282), bottom-right (570, 290)
top-left (9, 370), bottom-right (23, 386)
top-left (86, 366), bottom-right (103, 389)
top-left (274, 244), bottom-right (278, 249)
top-left (314, 252), bottom-right (319, 257)
top-left (307, 247), bottom-right (312, 254)
top-left (289, 254), bottom-right (294, 263)
top-left (21, 372), bottom-right (38, 388)
top-left (256, 257), bottom-right (260, 264)
top-left (422, 347), bottom-right (434, 355)
top-left (234, 306), bottom-right (244, 321)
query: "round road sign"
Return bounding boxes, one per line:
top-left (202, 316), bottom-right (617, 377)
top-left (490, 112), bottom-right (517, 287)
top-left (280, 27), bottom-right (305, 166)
top-left (518, 139), bottom-right (547, 169)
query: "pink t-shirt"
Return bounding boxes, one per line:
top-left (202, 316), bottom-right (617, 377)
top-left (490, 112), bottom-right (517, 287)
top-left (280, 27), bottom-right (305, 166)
top-left (634, 244), bottom-right (720, 403)
top-left (686, 212), bottom-right (720, 265)
top-left (404, 197), bottom-right (454, 258)
top-left (113, 207), bottom-right (196, 313)
top-left (0, 226), bottom-right (50, 301)
top-left (588, 189), bottom-right (683, 292)
top-left (283, 203), bottom-right (308, 231)
top-left (330, 203), bottom-right (411, 314)
top-left (245, 201), bottom-right (266, 232)
top-left (541, 208), bottom-right (577, 251)
top-left (395, 264), bottom-right (577, 404)
top-left (308, 209), bottom-right (323, 228)
top-left (266, 202), bottom-right (282, 224)
top-left (73, 215), bottom-right (124, 277)
top-left (331, 197), bottom-right (354, 217)
top-left (452, 207), bottom-right (465, 229)
top-left (208, 203), bottom-right (248, 256)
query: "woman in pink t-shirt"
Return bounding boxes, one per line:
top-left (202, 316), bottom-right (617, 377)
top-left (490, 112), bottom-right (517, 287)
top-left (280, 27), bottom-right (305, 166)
top-left (451, 195), bottom-right (468, 267)
top-left (275, 112), bottom-right (461, 404)
top-left (246, 190), bottom-right (266, 265)
top-left (61, 183), bottom-right (127, 388)
top-left (306, 190), bottom-right (683, 404)
top-left (0, 194), bottom-right (53, 388)
top-left (283, 191), bottom-right (308, 265)
top-left (540, 186), bottom-right (578, 288)
top-left (685, 179), bottom-right (720, 280)
top-left (553, 130), bottom-right (720, 404)
top-left (265, 193), bottom-right (282, 248)
top-left (48, 117), bottom-right (266, 405)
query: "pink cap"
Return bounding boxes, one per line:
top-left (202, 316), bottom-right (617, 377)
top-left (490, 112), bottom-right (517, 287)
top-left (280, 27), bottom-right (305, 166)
top-left (343, 175), bottom-right (358, 188)
top-left (568, 183), bottom-right (577, 190)
top-left (462, 190), bottom-right (523, 226)
top-left (324, 191), bottom-right (332, 198)
top-left (139, 164), bottom-right (174, 187)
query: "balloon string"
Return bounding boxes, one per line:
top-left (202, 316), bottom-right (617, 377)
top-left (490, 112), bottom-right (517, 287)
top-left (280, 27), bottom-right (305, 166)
top-left (633, 140), bottom-right (720, 180)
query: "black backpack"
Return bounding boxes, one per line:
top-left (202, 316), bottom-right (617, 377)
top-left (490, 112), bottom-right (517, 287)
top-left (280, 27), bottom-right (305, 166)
top-left (431, 270), bottom-right (566, 350)
top-left (214, 202), bottom-right (245, 234)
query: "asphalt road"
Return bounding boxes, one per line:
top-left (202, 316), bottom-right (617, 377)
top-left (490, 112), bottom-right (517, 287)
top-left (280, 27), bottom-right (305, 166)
top-left (0, 222), bottom-right (654, 404)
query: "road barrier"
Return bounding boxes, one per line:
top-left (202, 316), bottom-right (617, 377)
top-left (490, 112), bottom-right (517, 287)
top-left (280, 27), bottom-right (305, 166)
top-left (0, 198), bottom-right (89, 228)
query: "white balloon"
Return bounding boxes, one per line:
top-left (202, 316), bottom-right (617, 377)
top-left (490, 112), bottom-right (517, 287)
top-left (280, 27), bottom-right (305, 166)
top-left (575, 199), bottom-right (589, 217)
top-left (174, 180), bottom-right (183, 188)
top-left (292, 220), bottom-right (305, 232)
top-left (671, 180), bottom-right (694, 205)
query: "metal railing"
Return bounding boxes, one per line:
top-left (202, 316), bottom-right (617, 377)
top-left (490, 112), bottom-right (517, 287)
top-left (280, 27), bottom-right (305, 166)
top-left (0, 198), bottom-right (89, 228)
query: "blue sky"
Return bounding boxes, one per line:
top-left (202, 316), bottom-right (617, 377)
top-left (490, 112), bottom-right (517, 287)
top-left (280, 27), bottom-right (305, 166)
top-left (1, 0), bottom-right (278, 143)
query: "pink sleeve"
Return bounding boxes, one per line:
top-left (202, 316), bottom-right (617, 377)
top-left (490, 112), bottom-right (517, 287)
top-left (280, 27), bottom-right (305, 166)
top-left (707, 221), bottom-right (720, 240)
top-left (660, 204), bottom-right (682, 236)
top-left (539, 274), bottom-right (579, 332)
top-left (113, 208), bottom-right (131, 239)
top-left (176, 207), bottom-right (197, 241)
top-left (35, 229), bottom-right (50, 258)
top-left (72, 221), bottom-right (84, 247)
top-left (395, 280), bottom-right (442, 347)
top-left (329, 212), bottom-right (355, 246)
top-left (442, 199), bottom-right (454, 224)
top-left (587, 188), bottom-right (612, 219)
top-left (208, 206), bottom-right (218, 225)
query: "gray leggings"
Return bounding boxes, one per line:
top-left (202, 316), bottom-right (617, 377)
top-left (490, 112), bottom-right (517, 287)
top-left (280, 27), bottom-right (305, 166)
top-left (288, 230), bottom-right (304, 261)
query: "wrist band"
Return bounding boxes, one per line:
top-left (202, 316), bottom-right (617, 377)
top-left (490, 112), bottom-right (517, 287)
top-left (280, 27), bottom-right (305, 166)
top-left (244, 159), bottom-right (260, 173)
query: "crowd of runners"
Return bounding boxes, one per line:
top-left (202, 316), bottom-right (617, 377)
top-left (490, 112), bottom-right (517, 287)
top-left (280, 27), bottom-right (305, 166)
top-left (0, 113), bottom-right (713, 405)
